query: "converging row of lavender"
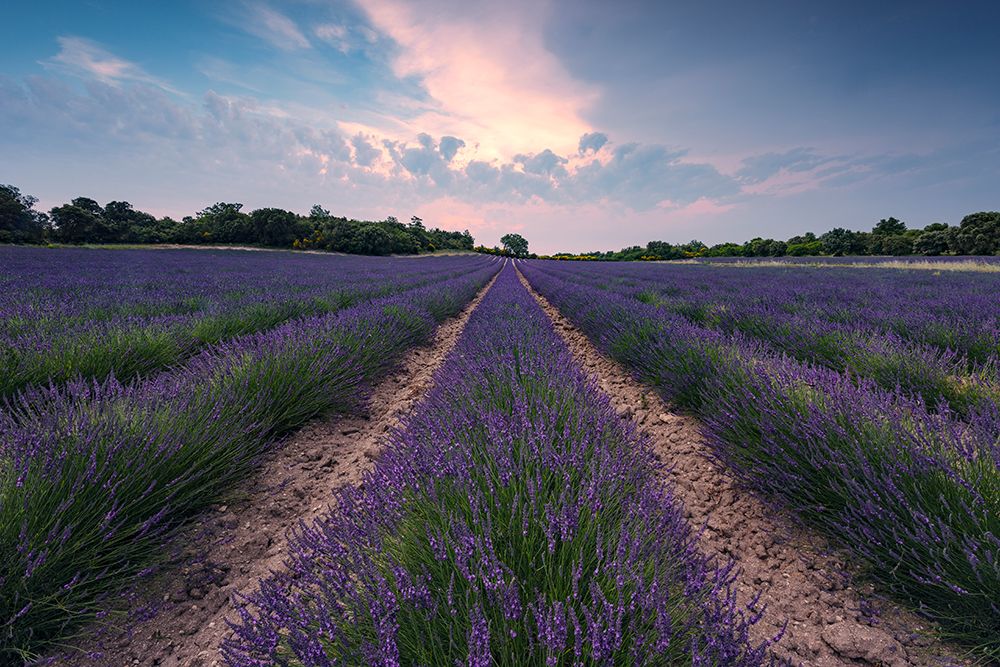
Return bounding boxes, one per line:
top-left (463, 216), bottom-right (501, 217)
top-left (225, 264), bottom-right (774, 666)
top-left (518, 259), bottom-right (1000, 659)
top-left (528, 260), bottom-right (1000, 417)
top-left (0, 253), bottom-right (500, 662)
top-left (0, 247), bottom-right (492, 399)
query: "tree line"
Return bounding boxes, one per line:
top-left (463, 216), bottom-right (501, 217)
top-left (0, 184), bottom-right (474, 255)
top-left (541, 213), bottom-right (1000, 261)
top-left (473, 233), bottom-right (531, 258)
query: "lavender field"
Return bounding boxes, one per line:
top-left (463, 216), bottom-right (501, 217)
top-left (519, 259), bottom-right (1000, 659)
top-left (0, 247), bottom-right (499, 662)
top-left (1, 247), bottom-right (997, 665)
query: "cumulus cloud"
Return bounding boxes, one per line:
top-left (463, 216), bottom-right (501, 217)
top-left (6, 58), bottom-right (747, 216)
top-left (735, 147), bottom-right (830, 184)
top-left (571, 143), bottom-right (739, 208)
top-left (351, 133), bottom-right (382, 167)
top-left (12, 36), bottom-right (875, 251)
top-left (514, 149), bottom-right (568, 177)
top-left (439, 135), bottom-right (465, 161)
top-left (578, 131), bottom-right (608, 154)
top-left (465, 160), bottom-right (499, 184)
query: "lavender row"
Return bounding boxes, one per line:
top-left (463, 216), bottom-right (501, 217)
top-left (0, 247), bottom-right (453, 337)
top-left (0, 262), bottom-right (499, 662)
top-left (532, 259), bottom-right (999, 367)
top-left (524, 261), bottom-right (999, 417)
top-left (518, 260), bottom-right (1000, 658)
top-left (224, 264), bottom-right (773, 666)
top-left (0, 248), bottom-right (493, 398)
top-left (700, 255), bottom-right (1000, 265)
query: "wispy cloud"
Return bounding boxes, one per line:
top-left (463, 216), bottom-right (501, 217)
top-left (313, 23), bottom-right (349, 52)
top-left (240, 4), bottom-right (311, 51)
top-left (43, 36), bottom-right (178, 92)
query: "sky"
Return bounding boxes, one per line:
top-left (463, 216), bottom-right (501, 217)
top-left (1, 0), bottom-right (998, 253)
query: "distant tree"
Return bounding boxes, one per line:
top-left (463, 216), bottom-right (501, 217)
top-left (820, 228), bottom-right (867, 256)
top-left (786, 240), bottom-right (823, 256)
top-left (949, 211), bottom-right (1000, 255)
top-left (500, 232), bottom-right (529, 257)
top-left (310, 204), bottom-right (331, 220)
top-left (914, 230), bottom-right (951, 256)
top-left (50, 197), bottom-right (111, 243)
top-left (705, 243), bottom-right (743, 257)
top-left (742, 237), bottom-right (768, 256)
top-left (103, 200), bottom-right (158, 243)
top-left (350, 224), bottom-right (395, 255)
top-left (868, 231), bottom-right (912, 255)
top-left (405, 215), bottom-right (432, 250)
top-left (0, 184), bottom-right (48, 243)
top-left (250, 208), bottom-right (303, 247)
top-left (152, 217), bottom-right (182, 243)
top-left (881, 235), bottom-right (913, 255)
top-left (194, 202), bottom-right (251, 243)
top-left (645, 240), bottom-right (684, 260)
top-left (872, 216), bottom-right (907, 236)
top-left (679, 240), bottom-right (707, 257)
top-left (786, 232), bottom-right (817, 246)
top-left (761, 239), bottom-right (787, 256)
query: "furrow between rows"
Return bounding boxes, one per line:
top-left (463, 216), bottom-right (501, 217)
top-left (49, 271), bottom-right (502, 667)
top-left (515, 266), bottom-right (964, 667)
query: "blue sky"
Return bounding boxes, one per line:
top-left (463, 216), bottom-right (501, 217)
top-left (1, 0), bottom-right (998, 252)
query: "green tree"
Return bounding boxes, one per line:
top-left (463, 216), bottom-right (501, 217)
top-left (786, 240), bottom-right (823, 256)
top-left (250, 208), bottom-right (302, 247)
top-left (949, 211), bottom-right (1000, 255)
top-left (872, 216), bottom-right (907, 236)
top-left (194, 202), bottom-right (251, 243)
top-left (820, 228), bottom-right (867, 256)
top-left (679, 240), bottom-right (707, 256)
top-left (786, 232), bottom-right (817, 246)
top-left (103, 200), bottom-right (157, 243)
top-left (705, 243), bottom-right (743, 257)
top-left (645, 241), bottom-right (683, 260)
top-left (0, 184), bottom-right (48, 243)
top-left (761, 239), bottom-right (787, 256)
top-left (50, 197), bottom-right (110, 243)
top-left (914, 230), bottom-right (951, 256)
top-left (310, 204), bottom-right (331, 220)
top-left (500, 232), bottom-right (529, 257)
top-left (349, 224), bottom-right (394, 255)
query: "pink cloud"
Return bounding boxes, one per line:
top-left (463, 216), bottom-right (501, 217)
top-left (413, 195), bottom-right (742, 254)
top-left (44, 37), bottom-right (177, 92)
top-left (356, 0), bottom-right (598, 160)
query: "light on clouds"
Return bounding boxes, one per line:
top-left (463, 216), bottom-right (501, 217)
top-left (1, 0), bottom-right (997, 252)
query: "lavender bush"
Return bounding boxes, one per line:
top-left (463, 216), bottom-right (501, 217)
top-left (0, 259), bottom-right (498, 662)
top-left (224, 265), bottom-right (773, 666)
top-left (519, 260), bottom-right (1000, 658)
top-left (0, 247), bottom-right (490, 398)
top-left (525, 260), bottom-right (999, 419)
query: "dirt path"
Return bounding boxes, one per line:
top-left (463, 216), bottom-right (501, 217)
top-left (516, 268), bottom-right (963, 667)
top-left (53, 274), bottom-right (497, 667)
